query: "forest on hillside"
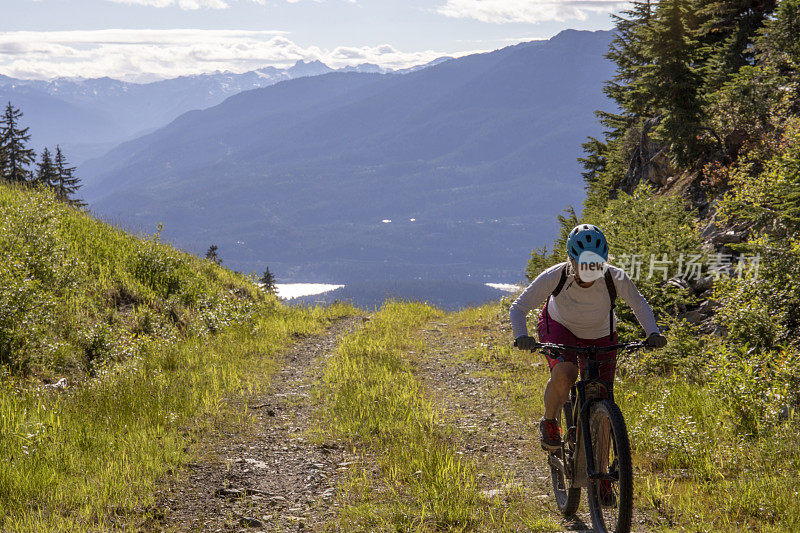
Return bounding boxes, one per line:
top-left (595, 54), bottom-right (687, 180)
top-left (528, 0), bottom-right (800, 526)
top-left (533, 0), bottom-right (800, 387)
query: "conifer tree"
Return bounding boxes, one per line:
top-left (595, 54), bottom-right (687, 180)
top-left (693, 0), bottom-right (777, 91)
top-left (756, 0), bottom-right (800, 75)
top-left (601, 0), bottom-right (656, 132)
top-left (260, 267), bottom-right (277, 294)
top-left (0, 102), bottom-right (36, 183)
top-left (205, 244), bottom-right (222, 265)
top-left (0, 138), bottom-right (6, 176)
top-left (580, 2), bottom-right (655, 208)
top-left (36, 147), bottom-right (57, 189)
top-left (578, 137), bottom-right (608, 188)
top-left (640, 0), bottom-right (704, 166)
top-left (54, 145), bottom-right (83, 205)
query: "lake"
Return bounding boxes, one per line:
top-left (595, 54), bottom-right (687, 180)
top-left (276, 280), bottom-right (521, 311)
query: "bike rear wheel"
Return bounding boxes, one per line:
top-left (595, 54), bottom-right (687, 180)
top-left (586, 400), bottom-right (633, 533)
top-left (549, 401), bottom-right (581, 515)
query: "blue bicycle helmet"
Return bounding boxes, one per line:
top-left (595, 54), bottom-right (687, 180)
top-left (567, 224), bottom-right (609, 262)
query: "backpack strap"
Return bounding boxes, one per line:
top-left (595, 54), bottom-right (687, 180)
top-left (551, 264), bottom-right (569, 298)
top-left (604, 269), bottom-right (617, 336)
top-left (544, 264), bottom-right (569, 334)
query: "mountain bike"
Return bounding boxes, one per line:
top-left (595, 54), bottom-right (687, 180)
top-left (525, 340), bottom-right (648, 533)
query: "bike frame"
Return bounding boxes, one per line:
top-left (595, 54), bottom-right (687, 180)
top-left (535, 342), bottom-right (645, 488)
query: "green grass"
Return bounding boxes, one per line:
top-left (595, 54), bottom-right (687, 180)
top-left (314, 301), bottom-right (481, 530)
top-left (0, 182), bottom-right (360, 530)
top-left (0, 183), bottom-right (267, 378)
top-left (451, 299), bottom-right (800, 532)
top-left (621, 378), bottom-right (800, 532)
top-left (313, 301), bottom-right (561, 531)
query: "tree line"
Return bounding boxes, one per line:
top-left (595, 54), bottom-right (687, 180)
top-left (579, 0), bottom-right (798, 214)
top-left (0, 102), bottom-right (83, 206)
top-left (532, 0), bottom-right (800, 335)
top-left (546, 0), bottom-right (800, 352)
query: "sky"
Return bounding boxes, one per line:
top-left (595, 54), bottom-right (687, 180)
top-left (1, 0), bottom-right (629, 82)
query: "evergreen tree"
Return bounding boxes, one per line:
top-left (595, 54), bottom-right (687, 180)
top-left (640, 0), bottom-right (705, 166)
top-left (0, 140), bottom-right (7, 177)
top-left (260, 267), bottom-right (277, 294)
top-left (756, 0), bottom-right (800, 81)
top-left (205, 244), bottom-right (222, 265)
top-left (578, 135), bottom-right (619, 215)
top-left (601, 0), bottom-right (656, 133)
top-left (578, 136), bottom-right (608, 187)
top-left (54, 145), bottom-right (83, 205)
top-left (576, 2), bottom-right (656, 209)
top-left (36, 147), bottom-right (57, 189)
top-left (693, 0), bottom-right (777, 91)
top-left (0, 102), bottom-right (36, 183)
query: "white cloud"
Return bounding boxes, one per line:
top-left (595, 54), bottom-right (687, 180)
top-left (105, 0), bottom-right (235, 9)
top-left (437, 0), bottom-right (628, 24)
top-left (104, 0), bottom-right (348, 7)
top-left (0, 29), bottom-right (466, 82)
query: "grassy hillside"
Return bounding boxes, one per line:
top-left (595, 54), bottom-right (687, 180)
top-left (0, 182), bottom-right (267, 378)
top-left (3, 179), bottom-right (794, 530)
top-left (0, 183), bottom-right (355, 530)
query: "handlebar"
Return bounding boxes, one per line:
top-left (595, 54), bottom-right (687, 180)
top-left (525, 341), bottom-right (649, 356)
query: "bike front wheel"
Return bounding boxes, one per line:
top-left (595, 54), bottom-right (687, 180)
top-left (586, 399), bottom-right (633, 533)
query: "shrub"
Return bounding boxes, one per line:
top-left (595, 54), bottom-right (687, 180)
top-left (619, 318), bottom-right (710, 382)
top-left (706, 65), bottom-right (791, 157)
top-left (596, 184), bottom-right (702, 339)
top-left (718, 119), bottom-right (800, 236)
top-left (714, 236), bottom-right (800, 350)
top-left (706, 343), bottom-right (800, 436)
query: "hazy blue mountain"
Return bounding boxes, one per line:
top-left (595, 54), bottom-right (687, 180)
top-left (0, 86), bottom-right (122, 146)
top-left (396, 56), bottom-right (454, 74)
top-left (286, 60), bottom-right (334, 78)
top-left (339, 63), bottom-right (389, 74)
top-left (1, 60), bottom-right (348, 163)
top-left (81, 29), bottom-right (615, 283)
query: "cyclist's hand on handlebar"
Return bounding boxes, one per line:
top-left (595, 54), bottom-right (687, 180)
top-left (514, 335), bottom-right (537, 350)
top-left (646, 332), bottom-right (667, 349)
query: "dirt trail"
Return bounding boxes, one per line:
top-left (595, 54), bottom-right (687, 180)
top-left (147, 317), bottom-right (362, 532)
top-left (143, 309), bottom-right (651, 532)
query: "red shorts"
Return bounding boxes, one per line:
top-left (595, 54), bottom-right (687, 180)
top-left (536, 303), bottom-right (618, 382)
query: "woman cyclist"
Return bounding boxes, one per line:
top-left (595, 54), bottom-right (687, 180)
top-left (510, 224), bottom-right (667, 451)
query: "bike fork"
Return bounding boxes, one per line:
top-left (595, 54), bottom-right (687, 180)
top-left (580, 398), bottom-right (598, 481)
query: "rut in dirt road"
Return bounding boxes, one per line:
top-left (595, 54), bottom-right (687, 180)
top-left (149, 316), bottom-right (363, 532)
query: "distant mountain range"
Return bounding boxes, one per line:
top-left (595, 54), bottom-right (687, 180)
top-left (0, 58), bottom-right (449, 163)
top-left (80, 29), bottom-right (615, 283)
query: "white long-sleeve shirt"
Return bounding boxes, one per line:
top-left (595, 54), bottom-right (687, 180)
top-left (510, 261), bottom-right (660, 340)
